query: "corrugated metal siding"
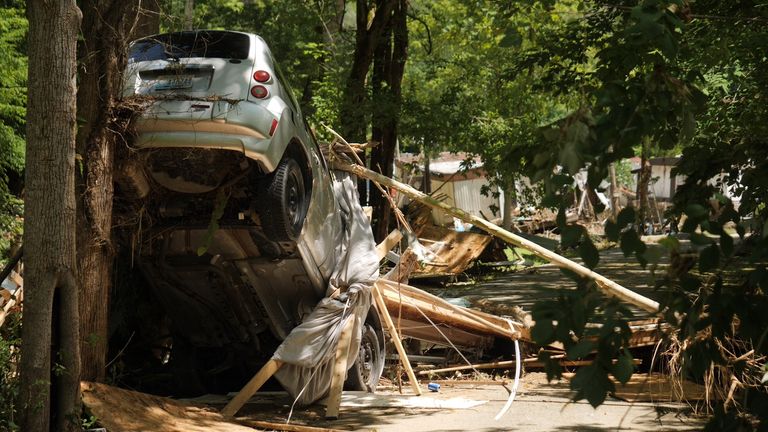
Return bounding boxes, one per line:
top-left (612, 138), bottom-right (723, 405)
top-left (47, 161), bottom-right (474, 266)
top-left (454, 178), bottom-right (500, 219)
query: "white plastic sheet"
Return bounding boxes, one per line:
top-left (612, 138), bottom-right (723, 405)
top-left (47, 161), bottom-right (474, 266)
top-left (272, 173), bottom-right (380, 406)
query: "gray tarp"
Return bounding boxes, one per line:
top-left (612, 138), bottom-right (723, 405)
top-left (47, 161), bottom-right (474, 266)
top-left (272, 173), bottom-right (380, 406)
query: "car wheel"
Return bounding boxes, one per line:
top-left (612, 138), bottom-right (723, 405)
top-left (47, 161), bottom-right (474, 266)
top-left (262, 157), bottom-right (307, 242)
top-left (345, 309), bottom-right (386, 392)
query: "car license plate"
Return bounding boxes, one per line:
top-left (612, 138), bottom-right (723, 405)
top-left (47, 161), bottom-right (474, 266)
top-left (154, 75), bottom-right (193, 90)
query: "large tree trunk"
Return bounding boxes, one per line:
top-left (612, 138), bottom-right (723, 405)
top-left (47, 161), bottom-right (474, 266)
top-left (370, 0), bottom-right (408, 242)
top-left (339, 0), bottom-right (398, 204)
top-left (76, 0), bottom-right (150, 382)
top-left (636, 139), bottom-right (652, 232)
top-left (20, 1), bottom-right (82, 431)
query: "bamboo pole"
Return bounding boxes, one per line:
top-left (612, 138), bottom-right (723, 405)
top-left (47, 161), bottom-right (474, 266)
top-left (332, 161), bottom-right (660, 314)
top-left (372, 283), bottom-right (422, 395)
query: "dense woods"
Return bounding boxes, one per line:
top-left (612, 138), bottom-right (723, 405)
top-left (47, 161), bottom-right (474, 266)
top-left (2, 0), bottom-right (768, 430)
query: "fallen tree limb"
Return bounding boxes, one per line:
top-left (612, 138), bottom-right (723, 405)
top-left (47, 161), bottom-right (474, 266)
top-left (332, 160), bottom-right (660, 314)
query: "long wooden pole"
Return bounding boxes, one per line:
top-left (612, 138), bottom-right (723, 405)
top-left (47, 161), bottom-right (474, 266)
top-left (333, 161), bottom-right (660, 313)
top-left (372, 283), bottom-right (422, 395)
top-left (221, 358), bottom-right (283, 417)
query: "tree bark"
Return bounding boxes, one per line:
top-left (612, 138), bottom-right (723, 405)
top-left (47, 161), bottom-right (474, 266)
top-left (370, 0), bottom-right (407, 241)
top-left (20, 1), bottom-right (82, 430)
top-left (76, 0), bottom-right (149, 382)
top-left (636, 139), bottom-right (652, 232)
top-left (339, 0), bottom-right (398, 204)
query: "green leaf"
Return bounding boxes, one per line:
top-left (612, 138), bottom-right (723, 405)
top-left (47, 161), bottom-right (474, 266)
top-left (658, 235), bottom-right (680, 252)
top-left (685, 204), bottom-right (709, 220)
top-left (612, 351), bottom-right (635, 384)
top-left (579, 237), bottom-right (600, 269)
top-left (620, 229), bottom-right (643, 257)
top-left (605, 220), bottom-right (620, 242)
top-left (690, 233), bottom-right (714, 246)
top-left (699, 244), bottom-right (720, 273)
top-left (561, 225), bottom-right (584, 248)
top-left (499, 28), bottom-right (523, 48)
top-left (719, 233), bottom-right (734, 257)
top-left (571, 363), bottom-right (612, 408)
top-left (531, 320), bottom-right (555, 345)
top-left (566, 340), bottom-right (595, 360)
top-left (617, 207), bottom-right (636, 227)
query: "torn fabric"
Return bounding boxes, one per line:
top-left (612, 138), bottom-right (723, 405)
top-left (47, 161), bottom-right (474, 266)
top-left (272, 172), bottom-right (380, 406)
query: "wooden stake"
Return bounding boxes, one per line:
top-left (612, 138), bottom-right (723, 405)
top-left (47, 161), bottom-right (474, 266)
top-left (333, 160), bottom-right (660, 314)
top-left (221, 358), bottom-right (283, 417)
top-left (325, 317), bottom-right (356, 419)
top-left (376, 229), bottom-right (403, 260)
top-left (372, 283), bottom-right (422, 396)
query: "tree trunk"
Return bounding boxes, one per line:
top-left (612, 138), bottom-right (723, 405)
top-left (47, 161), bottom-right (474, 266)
top-left (184, 0), bottom-right (194, 30)
top-left (339, 0), bottom-right (398, 204)
top-left (636, 139), bottom-right (652, 232)
top-left (370, 0), bottom-right (408, 242)
top-left (609, 161), bottom-right (619, 219)
top-left (501, 183), bottom-right (516, 230)
top-left (76, 0), bottom-right (148, 382)
top-left (20, 1), bottom-right (82, 431)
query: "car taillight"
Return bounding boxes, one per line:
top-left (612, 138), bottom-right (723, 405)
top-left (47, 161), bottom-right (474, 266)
top-left (250, 85), bottom-right (269, 99)
top-left (253, 70), bottom-right (270, 82)
top-left (269, 118), bottom-right (278, 136)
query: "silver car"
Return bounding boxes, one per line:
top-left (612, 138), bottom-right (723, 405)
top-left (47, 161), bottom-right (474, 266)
top-left (118, 30), bottom-right (384, 395)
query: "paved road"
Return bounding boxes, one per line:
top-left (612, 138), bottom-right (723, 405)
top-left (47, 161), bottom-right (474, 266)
top-left (231, 373), bottom-right (704, 431)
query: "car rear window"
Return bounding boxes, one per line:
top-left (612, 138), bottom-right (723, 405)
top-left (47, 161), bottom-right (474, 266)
top-left (129, 31), bottom-right (250, 62)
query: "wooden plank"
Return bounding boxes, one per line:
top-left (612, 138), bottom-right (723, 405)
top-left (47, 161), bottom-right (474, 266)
top-left (221, 358), bottom-right (283, 417)
top-left (383, 247), bottom-right (418, 284)
top-left (413, 225), bottom-right (492, 276)
top-left (332, 160), bottom-right (660, 314)
top-left (376, 279), bottom-right (528, 342)
top-left (376, 229), bottom-right (403, 260)
top-left (325, 317), bottom-right (356, 419)
top-left (372, 283), bottom-right (422, 396)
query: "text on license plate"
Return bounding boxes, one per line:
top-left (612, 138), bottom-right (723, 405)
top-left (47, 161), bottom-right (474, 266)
top-left (154, 75), bottom-right (193, 91)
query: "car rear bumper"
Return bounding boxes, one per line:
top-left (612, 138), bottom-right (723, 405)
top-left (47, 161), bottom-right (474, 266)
top-left (133, 99), bottom-right (292, 172)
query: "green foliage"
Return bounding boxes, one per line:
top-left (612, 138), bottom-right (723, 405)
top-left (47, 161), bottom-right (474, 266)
top-left (0, 2), bottom-right (26, 265)
top-left (0, 312), bottom-right (21, 431)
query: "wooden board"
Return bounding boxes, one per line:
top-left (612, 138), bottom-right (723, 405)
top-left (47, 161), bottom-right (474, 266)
top-left (377, 279), bottom-right (530, 343)
top-left (81, 381), bottom-right (258, 432)
top-left (412, 225), bottom-right (492, 276)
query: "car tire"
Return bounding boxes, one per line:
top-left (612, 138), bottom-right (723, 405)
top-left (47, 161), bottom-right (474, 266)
top-left (344, 308), bottom-right (386, 392)
top-left (261, 157), bottom-right (307, 242)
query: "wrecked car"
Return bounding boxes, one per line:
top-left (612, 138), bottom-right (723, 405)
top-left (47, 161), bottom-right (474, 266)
top-left (116, 30), bottom-right (384, 395)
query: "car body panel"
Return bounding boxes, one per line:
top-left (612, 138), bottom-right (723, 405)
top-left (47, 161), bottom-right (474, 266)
top-left (121, 30), bottom-right (343, 349)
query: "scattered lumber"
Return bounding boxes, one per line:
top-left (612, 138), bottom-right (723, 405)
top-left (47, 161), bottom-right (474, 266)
top-left (372, 283), bottom-right (423, 396)
top-left (0, 285), bottom-right (22, 329)
top-left (419, 357), bottom-right (642, 376)
top-left (411, 225), bottom-right (492, 277)
top-left (332, 160), bottom-right (660, 314)
top-left (376, 279), bottom-right (529, 342)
